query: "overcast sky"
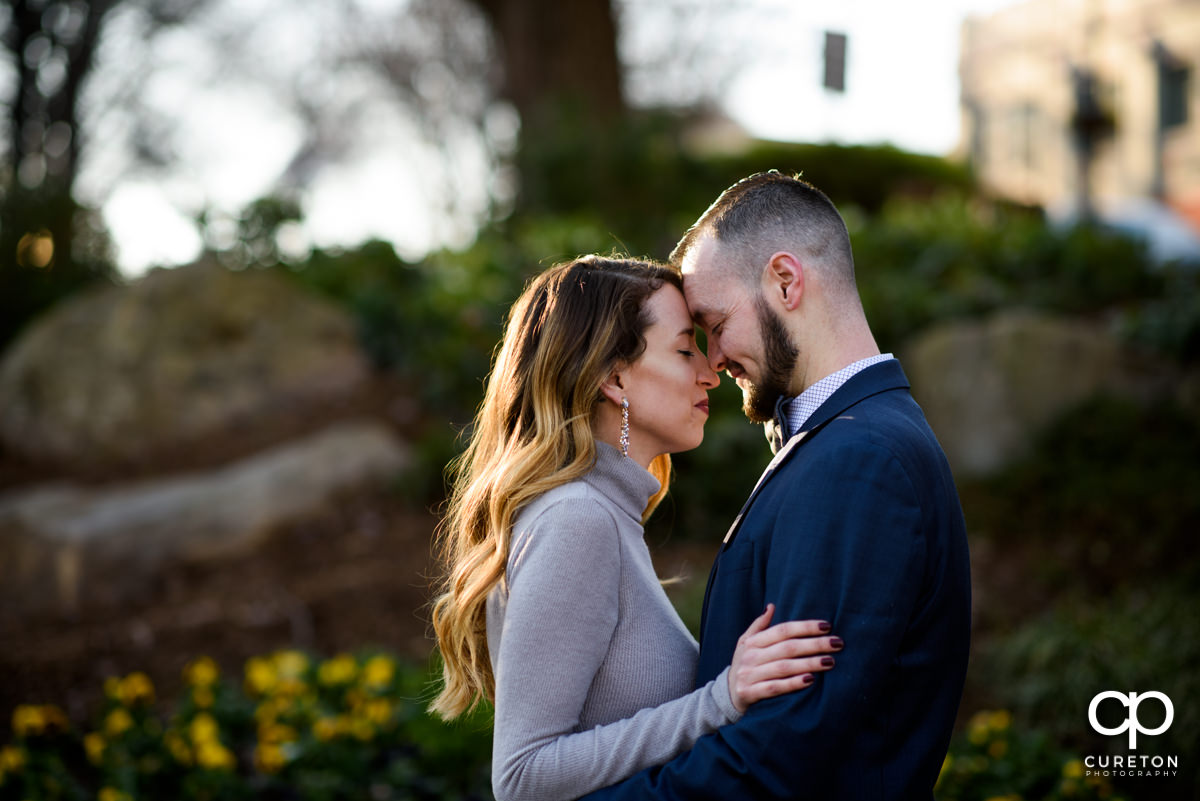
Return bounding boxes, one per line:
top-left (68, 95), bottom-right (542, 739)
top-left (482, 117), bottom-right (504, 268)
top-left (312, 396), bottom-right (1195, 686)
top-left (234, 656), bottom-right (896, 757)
top-left (99, 0), bottom-right (1025, 275)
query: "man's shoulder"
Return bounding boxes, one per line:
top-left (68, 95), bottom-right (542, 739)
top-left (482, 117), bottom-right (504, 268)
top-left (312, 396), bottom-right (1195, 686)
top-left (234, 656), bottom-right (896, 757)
top-left (776, 388), bottom-right (947, 489)
top-left (804, 385), bottom-right (928, 450)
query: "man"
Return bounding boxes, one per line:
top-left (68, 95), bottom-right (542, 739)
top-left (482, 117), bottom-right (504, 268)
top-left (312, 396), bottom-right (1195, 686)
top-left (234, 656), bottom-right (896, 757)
top-left (583, 172), bottom-right (971, 799)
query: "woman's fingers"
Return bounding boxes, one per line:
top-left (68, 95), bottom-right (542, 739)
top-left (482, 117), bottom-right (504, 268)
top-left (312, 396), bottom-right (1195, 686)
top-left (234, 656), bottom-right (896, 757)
top-left (740, 673), bottom-right (817, 705)
top-left (737, 655), bottom-right (837, 703)
top-left (737, 603), bottom-right (776, 644)
top-left (747, 655), bottom-right (835, 682)
top-left (749, 618), bottom-right (833, 646)
top-left (729, 613), bottom-right (845, 710)
top-left (745, 634), bottom-right (844, 665)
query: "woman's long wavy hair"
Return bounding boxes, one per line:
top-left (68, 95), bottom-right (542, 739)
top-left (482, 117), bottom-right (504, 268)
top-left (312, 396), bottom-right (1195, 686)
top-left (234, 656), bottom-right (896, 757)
top-left (429, 255), bottom-right (680, 720)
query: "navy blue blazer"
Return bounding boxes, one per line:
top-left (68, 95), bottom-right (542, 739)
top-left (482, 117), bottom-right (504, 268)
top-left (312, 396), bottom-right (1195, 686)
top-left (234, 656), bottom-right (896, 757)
top-left (583, 360), bottom-right (971, 800)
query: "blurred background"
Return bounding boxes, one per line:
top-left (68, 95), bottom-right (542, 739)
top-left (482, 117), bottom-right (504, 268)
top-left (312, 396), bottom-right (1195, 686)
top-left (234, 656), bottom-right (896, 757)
top-left (1, 0), bottom-right (1198, 799)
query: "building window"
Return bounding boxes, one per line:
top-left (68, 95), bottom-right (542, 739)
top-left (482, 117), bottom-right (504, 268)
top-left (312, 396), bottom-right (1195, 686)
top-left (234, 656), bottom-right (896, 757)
top-left (1008, 103), bottom-right (1041, 171)
top-left (1160, 61), bottom-right (1189, 130)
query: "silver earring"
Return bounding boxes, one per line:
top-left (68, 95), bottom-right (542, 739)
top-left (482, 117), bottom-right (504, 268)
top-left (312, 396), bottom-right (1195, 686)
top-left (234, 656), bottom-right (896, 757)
top-left (620, 397), bottom-right (630, 458)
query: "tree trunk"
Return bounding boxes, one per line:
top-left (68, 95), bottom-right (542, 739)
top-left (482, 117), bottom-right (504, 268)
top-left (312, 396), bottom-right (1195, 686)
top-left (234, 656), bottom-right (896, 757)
top-left (469, 0), bottom-right (624, 136)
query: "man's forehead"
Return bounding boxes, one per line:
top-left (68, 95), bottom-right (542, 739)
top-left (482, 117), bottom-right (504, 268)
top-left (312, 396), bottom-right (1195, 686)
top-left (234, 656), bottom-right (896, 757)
top-left (680, 275), bottom-right (729, 327)
top-left (680, 230), bottom-right (720, 276)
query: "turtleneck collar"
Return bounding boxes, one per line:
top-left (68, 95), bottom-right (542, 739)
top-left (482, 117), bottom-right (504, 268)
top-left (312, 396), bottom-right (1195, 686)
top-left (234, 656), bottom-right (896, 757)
top-left (584, 442), bottom-right (662, 523)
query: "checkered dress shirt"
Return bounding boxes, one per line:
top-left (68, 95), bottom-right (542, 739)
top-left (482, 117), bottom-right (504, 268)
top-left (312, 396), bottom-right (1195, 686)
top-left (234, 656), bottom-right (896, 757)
top-left (765, 354), bottom-right (895, 452)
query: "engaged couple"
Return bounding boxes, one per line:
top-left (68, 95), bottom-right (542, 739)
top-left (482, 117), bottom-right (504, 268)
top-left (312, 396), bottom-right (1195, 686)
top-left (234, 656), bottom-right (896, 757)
top-left (431, 172), bottom-right (972, 800)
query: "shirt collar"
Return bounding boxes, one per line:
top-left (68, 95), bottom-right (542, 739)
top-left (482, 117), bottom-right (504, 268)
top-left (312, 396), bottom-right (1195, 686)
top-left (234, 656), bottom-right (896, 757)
top-left (768, 354), bottom-right (896, 449)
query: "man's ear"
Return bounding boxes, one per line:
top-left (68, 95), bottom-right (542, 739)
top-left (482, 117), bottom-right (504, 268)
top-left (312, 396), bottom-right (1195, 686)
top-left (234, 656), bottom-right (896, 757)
top-left (598, 368), bottom-right (626, 406)
top-left (763, 251), bottom-right (804, 311)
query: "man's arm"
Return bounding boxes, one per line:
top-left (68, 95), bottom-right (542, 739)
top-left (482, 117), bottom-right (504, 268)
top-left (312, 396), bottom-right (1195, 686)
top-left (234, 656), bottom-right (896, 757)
top-left (582, 439), bottom-right (926, 800)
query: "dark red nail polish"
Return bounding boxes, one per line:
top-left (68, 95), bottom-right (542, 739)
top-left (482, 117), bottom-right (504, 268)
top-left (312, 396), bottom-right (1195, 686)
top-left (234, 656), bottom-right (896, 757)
top-left (830, 637), bottom-right (844, 650)
top-left (821, 656), bottom-right (835, 667)
top-left (817, 621), bottom-right (832, 633)
top-left (802, 674), bottom-right (814, 685)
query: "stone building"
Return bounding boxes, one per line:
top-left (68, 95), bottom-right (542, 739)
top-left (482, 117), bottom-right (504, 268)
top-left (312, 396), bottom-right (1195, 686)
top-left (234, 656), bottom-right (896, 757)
top-left (958, 0), bottom-right (1200, 253)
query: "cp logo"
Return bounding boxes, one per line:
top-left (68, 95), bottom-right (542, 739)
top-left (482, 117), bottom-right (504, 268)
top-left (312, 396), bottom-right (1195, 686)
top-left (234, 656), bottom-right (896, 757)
top-left (1088, 691), bottom-right (1174, 749)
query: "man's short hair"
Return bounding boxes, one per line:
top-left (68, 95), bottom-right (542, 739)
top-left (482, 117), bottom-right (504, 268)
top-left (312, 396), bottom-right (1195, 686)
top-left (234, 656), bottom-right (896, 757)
top-left (671, 171), bottom-right (856, 292)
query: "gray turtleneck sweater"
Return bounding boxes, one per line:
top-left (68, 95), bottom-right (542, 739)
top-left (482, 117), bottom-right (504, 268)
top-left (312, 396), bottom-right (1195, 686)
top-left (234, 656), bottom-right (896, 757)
top-left (486, 443), bottom-right (740, 801)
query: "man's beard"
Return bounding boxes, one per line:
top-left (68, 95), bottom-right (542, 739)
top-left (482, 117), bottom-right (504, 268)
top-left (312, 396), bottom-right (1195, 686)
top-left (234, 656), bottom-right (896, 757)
top-left (742, 297), bottom-right (799, 423)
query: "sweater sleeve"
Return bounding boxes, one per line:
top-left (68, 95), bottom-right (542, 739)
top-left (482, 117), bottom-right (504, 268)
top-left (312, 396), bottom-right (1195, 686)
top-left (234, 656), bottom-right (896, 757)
top-left (491, 497), bottom-right (741, 801)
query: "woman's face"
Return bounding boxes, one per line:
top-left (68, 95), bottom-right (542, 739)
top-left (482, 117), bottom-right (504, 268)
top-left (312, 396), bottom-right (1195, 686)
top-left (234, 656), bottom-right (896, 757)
top-left (620, 284), bottom-right (720, 461)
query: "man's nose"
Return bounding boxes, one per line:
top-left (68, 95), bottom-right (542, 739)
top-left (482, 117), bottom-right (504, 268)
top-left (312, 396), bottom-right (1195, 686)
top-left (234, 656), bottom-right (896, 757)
top-left (706, 339), bottom-right (726, 373)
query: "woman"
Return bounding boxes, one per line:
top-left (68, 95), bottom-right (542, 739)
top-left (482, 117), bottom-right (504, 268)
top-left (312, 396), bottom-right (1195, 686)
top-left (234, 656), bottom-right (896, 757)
top-left (431, 256), bottom-right (841, 801)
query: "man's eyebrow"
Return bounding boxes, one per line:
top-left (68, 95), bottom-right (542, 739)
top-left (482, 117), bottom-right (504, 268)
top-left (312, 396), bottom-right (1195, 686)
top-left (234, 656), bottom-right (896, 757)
top-left (689, 305), bottom-right (712, 326)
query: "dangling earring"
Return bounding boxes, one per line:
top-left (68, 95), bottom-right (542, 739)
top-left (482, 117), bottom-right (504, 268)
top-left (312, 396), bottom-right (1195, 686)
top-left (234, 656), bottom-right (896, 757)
top-left (620, 397), bottom-right (630, 458)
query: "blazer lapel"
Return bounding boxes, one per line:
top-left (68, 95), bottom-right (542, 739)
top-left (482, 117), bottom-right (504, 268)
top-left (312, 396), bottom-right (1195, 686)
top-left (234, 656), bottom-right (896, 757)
top-left (718, 360), bottom-right (912, 548)
top-left (697, 359), bottom-right (912, 645)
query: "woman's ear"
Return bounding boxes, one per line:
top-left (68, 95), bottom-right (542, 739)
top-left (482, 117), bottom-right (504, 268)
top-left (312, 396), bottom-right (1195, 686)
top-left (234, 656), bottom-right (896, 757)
top-left (598, 369), bottom-right (626, 406)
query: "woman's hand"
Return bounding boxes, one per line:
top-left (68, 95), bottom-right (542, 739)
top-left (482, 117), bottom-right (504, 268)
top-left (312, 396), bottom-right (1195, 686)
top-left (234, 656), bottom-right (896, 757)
top-left (727, 603), bottom-right (843, 713)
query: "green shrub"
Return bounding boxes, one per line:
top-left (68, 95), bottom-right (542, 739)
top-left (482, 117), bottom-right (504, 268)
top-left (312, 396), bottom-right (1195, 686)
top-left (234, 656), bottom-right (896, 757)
top-left (936, 709), bottom-right (1124, 801)
top-left (0, 652), bottom-right (492, 801)
top-left (853, 196), bottom-right (1165, 352)
top-left (967, 396), bottom-right (1200, 591)
top-left (969, 585), bottom-right (1200, 800)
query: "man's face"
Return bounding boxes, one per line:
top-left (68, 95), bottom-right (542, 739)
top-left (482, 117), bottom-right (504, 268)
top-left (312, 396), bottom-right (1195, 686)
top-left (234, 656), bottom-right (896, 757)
top-left (681, 233), bottom-right (799, 423)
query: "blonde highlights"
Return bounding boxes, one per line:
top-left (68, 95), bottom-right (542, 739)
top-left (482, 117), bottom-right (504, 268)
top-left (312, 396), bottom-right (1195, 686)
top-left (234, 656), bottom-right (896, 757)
top-left (429, 256), bottom-right (679, 719)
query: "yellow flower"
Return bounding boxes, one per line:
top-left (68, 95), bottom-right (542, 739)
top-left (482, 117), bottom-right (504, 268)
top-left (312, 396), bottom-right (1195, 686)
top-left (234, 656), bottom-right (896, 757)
top-left (195, 739), bottom-right (235, 771)
top-left (189, 713), bottom-right (220, 745)
top-left (254, 696), bottom-right (288, 725)
top-left (104, 708), bottom-right (134, 738)
top-left (104, 676), bottom-right (122, 700)
top-left (164, 730), bottom-right (192, 764)
top-left (968, 722), bottom-right (990, 745)
top-left (245, 656), bottom-right (278, 696)
top-left (968, 709), bottom-right (993, 730)
top-left (361, 698), bottom-right (393, 727)
top-left (117, 672), bottom-right (155, 706)
top-left (317, 654), bottom-right (358, 687)
top-left (84, 732), bottom-right (106, 764)
top-left (193, 686), bottom-right (215, 709)
top-left (11, 705), bottom-right (67, 737)
top-left (273, 650), bottom-right (310, 679)
top-left (312, 716), bottom-right (341, 742)
top-left (98, 788), bottom-right (133, 801)
top-left (1063, 759), bottom-right (1084, 778)
top-left (989, 710), bottom-right (1012, 731)
top-left (987, 739), bottom-right (1008, 758)
top-left (258, 722), bottom-right (297, 744)
top-left (185, 656), bottom-right (220, 687)
top-left (0, 745), bottom-right (26, 774)
top-left (11, 706), bottom-right (45, 737)
top-left (350, 717), bottom-right (375, 742)
top-left (254, 742), bottom-right (288, 774)
top-left (362, 655), bottom-right (395, 689)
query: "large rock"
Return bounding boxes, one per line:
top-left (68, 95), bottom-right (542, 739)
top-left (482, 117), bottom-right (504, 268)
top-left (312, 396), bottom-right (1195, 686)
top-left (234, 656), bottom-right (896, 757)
top-left (0, 261), bottom-right (369, 468)
top-left (902, 309), bottom-right (1179, 478)
top-left (0, 420), bottom-right (409, 616)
